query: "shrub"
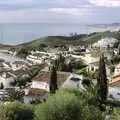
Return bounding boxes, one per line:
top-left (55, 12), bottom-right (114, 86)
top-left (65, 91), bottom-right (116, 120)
top-left (34, 90), bottom-right (104, 120)
top-left (5, 88), bottom-right (25, 102)
top-left (112, 55), bottom-right (120, 64)
top-left (111, 108), bottom-right (120, 120)
top-left (0, 102), bottom-right (34, 120)
top-left (35, 91), bottom-right (82, 120)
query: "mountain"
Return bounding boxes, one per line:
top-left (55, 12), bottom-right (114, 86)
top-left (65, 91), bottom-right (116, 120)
top-left (89, 23), bottom-right (120, 28)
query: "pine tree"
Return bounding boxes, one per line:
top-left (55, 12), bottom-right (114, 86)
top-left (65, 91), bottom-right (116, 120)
top-left (97, 53), bottom-right (108, 103)
top-left (49, 66), bottom-right (58, 94)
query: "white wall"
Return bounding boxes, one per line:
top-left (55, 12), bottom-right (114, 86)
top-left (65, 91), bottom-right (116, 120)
top-left (31, 81), bottom-right (49, 91)
top-left (114, 65), bottom-right (120, 76)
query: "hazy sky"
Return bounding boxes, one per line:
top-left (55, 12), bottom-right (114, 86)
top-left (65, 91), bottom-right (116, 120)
top-left (0, 0), bottom-right (120, 23)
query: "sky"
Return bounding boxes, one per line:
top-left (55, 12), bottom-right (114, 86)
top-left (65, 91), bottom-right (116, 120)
top-left (0, 0), bottom-right (120, 24)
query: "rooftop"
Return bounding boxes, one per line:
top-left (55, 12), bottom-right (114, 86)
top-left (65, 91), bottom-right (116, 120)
top-left (110, 75), bottom-right (120, 87)
top-left (27, 88), bottom-right (48, 96)
top-left (32, 71), bottom-right (71, 86)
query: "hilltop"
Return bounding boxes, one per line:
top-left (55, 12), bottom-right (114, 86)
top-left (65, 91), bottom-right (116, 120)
top-left (15, 30), bottom-right (120, 48)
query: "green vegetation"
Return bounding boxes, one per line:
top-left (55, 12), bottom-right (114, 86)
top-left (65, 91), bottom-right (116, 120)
top-left (1, 31), bottom-right (120, 119)
top-left (54, 54), bottom-right (66, 71)
top-left (112, 108), bottom-right (120, 120)
top-left (54, 54), bottom-right (86, 72)
top-left (70, 59), bottom-right (87, 70)
top-left (0, 102), bottom-right (34, 120)
top-left (111, 55), bottom-right (120, 64)
top-left (5, 88), bottom-right (25, 102)
top-left (16, 47), bottom-right (31, 58)
top-left (97, 54), bottom-right (108, 105)
top-left (34, 89), bottom-right (105, 120)
top-left (1, 88), bottom-right (120, 119)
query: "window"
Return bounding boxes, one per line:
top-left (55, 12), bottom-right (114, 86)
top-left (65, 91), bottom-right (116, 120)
top-left (70, 77), bottom-right (81, 82)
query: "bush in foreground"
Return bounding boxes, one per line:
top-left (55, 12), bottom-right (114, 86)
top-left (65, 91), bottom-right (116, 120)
top-left (34, 90), bottom-right (104, 120)
top-left (0, 102), bottom-right (34, 120)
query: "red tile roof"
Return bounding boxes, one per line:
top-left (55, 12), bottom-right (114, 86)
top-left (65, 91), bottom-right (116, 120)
top-left (28, 88), bottom-right (48, 96)
top-left (32, 71), bottom-right (71, 86)
top-left (110, 75), bottom-right (120, 87)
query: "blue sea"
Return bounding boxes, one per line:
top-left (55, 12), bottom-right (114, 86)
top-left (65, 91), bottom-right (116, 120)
top-left (0, 23), bottom-right (118, 45)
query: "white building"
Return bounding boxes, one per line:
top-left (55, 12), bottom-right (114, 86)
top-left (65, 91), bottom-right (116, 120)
top-left (113, 64), bottom-right (120, 77)
top-left (24, 88), bottom-right (49, 103)
top-left (0, 72), bottom-right (15, 89)
top-left (11, 61), bottom-right (28, 71)
top-left (31, 71), bottom-right (88, 91)
top-left (92, 37), bottom-right (118, 49)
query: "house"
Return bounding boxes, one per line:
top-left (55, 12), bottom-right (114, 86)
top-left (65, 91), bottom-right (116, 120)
top-left (108, 87), bottom-right (120, 101)
top-left (0, 68), bottom-right (28, 89)
top-left (11, 61), bottom-right (28, 71)
top-left (103, 65), bottom-right (120, 101)
top-left (24, 71), bottom-right (87, 103)
top-left (24, 88), bottom-right (49, 104)
top-left (109, 64), bottom-right (120, 87)
top-left (0, 71), bottom-right (15, 89)
top-left (31, 71), bottom-right (87, 91)
top-left (31, 71), bottom-right (71, 91)
top-left (62, 74), bottom-right (88, 89)
top-left (110, 75), bottom-right (120, 87)
top-left (113, 64), bottom-right (120, 77)
top-left (87, 61), bottom-right (99, 72)
top-left (92, 37), bottom-right (118, 49)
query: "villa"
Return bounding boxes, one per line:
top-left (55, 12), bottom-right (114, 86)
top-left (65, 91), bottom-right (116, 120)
top-left (11, 61), bottom-right (28, 71)
top-left (110, 64), bottom-right (120, 87)
top-left (23, 71), bottom-right (88, 103)
top-left (92, 37), bottom-right (118, 49)
top-left (24, 88), bottom-right (49, 103)
top-left (0, 71), bottom-right (15, 89)
top-left (30, 71), bottom-right (87, 91)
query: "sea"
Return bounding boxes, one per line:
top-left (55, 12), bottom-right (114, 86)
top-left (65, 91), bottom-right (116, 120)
top-left (0, 23), bottom-right (119, 45)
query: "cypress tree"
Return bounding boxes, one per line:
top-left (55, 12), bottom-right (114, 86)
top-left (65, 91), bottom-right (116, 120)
top-left (68, 62), bottom-right (73, 73)
top-left (49, 66), bottom-right (58, 94)
top-left (97, 53), bottom-right (108, 103)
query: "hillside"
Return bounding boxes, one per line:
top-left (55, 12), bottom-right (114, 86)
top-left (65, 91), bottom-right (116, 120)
top-left (1, 30), bottom-right (120, 58)
top-left (16, 31), bottom-right (120, 49)
top-left (15, 34), bottom-right (87, 48)
top-left (0, 44), bottom-right (12, 49)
